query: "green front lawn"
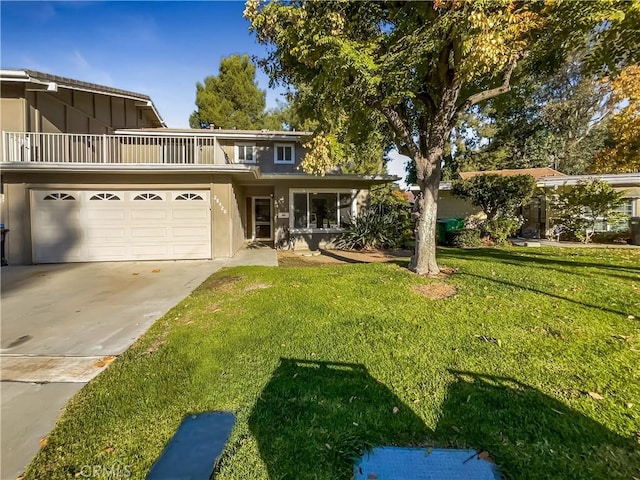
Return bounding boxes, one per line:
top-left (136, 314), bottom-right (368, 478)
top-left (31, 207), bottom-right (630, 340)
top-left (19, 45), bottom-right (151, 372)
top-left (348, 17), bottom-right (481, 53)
top-left (26, 248), bottom-right (640, 480)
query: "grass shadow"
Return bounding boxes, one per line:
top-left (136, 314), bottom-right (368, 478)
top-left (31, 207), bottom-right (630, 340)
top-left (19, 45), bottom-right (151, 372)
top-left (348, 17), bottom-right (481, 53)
top-left (318, 249), bottom-right (367, 263)
top-left (458, 270), bottom-right (634, 317)
top-left (448, 247), bottom-right (640, 275)
top-left (247, 361), bottom-right (638, 480)
top-left (436, 371), bottom-right (639, 479)
top-left (247, 358), bottom-right (430, 480)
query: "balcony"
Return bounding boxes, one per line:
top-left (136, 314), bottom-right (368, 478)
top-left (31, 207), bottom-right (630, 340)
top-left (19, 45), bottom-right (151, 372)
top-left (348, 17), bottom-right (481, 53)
top-left (2, 131), bottom-right (230, 165)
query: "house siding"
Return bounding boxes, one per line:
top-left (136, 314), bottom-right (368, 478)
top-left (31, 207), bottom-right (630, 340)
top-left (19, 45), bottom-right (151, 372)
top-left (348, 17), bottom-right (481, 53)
top-left (437, 183), bottom-right (640, 238)
top-left (1, 81), bottom-right (161, 138)
top-left (0, 83), bottom-right (26, 133)
top-left (270, 180), bottom-right (370, 250)
top-left (218, 139), bottom-right (308, 172)
top-left (0, 171), bottom-right (245, 264)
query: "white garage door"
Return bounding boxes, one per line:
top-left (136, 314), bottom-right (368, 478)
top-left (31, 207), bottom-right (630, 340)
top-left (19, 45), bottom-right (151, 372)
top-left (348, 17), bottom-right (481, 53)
top-left (31, 190), bottom-right (211, 263)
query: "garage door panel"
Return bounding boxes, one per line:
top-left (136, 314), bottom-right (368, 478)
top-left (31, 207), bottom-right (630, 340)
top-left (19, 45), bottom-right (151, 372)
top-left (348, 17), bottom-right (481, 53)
top-left (130, 209), bottom-right (168, 220)
top-left (172, 209), bottom-right (210, 220)
top-left (85, 227), bottom-right (127, 240)
top-left (172, 244), bottom-right (212, 257)
top-left (130, 227), bottom-right (168, 238)
top-left (35, 245), bottom-right (85, 263)
top-left (31, 190), bottom-right (211, 263)
top-left (86, 246), bottom-right (127, 260)
top-left (36, 208), bottom-right (82, 223)
top-left (130, 244), bottom-right (171, 256)
top-left (172, 226), bottom-right (209, 238)
top-left (87, 209), bottom-right (126, 220)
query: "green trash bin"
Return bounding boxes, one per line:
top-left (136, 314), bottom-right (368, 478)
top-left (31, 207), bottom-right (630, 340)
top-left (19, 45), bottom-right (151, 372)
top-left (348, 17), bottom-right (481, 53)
top-left (437, 218), bottom-right (466, 244)
top-left (629, 217), bottom-right (640, 246)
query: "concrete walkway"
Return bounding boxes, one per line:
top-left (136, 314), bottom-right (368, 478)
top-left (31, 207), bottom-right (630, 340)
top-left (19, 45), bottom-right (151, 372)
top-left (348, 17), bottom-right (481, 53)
top-left (0, 247), bottom-right (277, 480)
top-left (226, 243), bottom-right (278, 267)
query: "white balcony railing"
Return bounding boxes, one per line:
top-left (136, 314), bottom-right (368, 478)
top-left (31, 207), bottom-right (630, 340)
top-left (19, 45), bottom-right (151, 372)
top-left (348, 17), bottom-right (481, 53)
top-left (2, 131), bottom-right (228, 165)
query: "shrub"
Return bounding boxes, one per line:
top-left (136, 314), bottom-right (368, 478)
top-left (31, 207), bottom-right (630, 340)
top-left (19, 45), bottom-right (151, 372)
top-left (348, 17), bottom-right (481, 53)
top-left (481, 215), bottom-right (524, 245)
top-left (336, 208), bottom-right (397, 250)
top-left (337, 185), bottom-right (413, 250)
top-left (591, 230), bottom-right (630, 244)
top-left (452, 174), bottom-right (536, 220)
top-left (447, 228), bottom-right (481, 248)
top-left (549, 179), bottom-right (627, 243)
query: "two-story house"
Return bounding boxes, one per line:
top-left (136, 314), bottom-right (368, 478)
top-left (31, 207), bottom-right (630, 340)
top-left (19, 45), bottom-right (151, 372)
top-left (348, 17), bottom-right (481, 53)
top-left (0, 69), bottom-right (393, 264)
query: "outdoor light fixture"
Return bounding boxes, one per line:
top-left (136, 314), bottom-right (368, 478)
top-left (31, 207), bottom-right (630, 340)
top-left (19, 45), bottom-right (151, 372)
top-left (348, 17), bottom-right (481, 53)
top-left (46, 82), bottom-right (58, 92)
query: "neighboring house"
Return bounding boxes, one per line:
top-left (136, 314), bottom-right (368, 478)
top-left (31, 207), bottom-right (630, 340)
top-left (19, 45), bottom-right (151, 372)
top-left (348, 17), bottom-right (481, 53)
top-left (418, 168), bottom-right (639, 238)
top-left (0, 69), bottom-right (393, 264)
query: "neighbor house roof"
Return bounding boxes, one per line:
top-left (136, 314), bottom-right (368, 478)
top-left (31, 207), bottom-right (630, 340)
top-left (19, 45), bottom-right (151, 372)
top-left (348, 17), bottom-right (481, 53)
top-left (0, 69), bottom-right (165, 127)
top-left (458, 167), bottom-right (565, 180)
top-left (408, 170), bottom-right (639, 192)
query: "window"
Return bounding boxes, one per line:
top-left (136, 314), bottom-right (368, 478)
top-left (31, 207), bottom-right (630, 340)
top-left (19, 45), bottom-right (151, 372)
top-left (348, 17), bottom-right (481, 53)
top-left (291, 190), bottom-right (356, 230)
top-left (274, 143), bottom-right (295, 164)
top-left (90, 193), bottom-right (121, 201)
top-left (235, 143), bottom-right (256, 163)
top-left (134, 193), bottom-right (162, 201)
top-left (175, 193), bottom-right (204, 201)
top-left (43, 193), bottom-right (76, 201)
top-left (593, 199), bottom-right (635, 232)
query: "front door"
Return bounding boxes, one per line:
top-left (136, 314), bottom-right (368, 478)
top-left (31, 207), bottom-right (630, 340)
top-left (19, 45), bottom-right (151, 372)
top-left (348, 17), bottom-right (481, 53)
top-left (253, 197), bottom-right (272, 240)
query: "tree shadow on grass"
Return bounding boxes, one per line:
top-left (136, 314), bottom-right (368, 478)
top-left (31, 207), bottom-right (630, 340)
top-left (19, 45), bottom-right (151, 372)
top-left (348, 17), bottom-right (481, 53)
top-left (248, 358), bottom-right (430, 480)
top-left (248, 360), bottom-right (638, 480)
top-left (437, 371), bottom-right (639, 480)
top-left (458, 270), bottom-right (634, 317)
top-left (444, 247), bottom-right (640, 277)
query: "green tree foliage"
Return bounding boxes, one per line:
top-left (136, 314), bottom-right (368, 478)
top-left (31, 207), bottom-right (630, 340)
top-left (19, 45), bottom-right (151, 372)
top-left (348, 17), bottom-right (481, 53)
top-left (592, 65), bottom-right (640, 173)
top-left (452, 174), bottom-right (536, 220)
top-left (246, 0), bottom-right (638, 275)
top-left (189, 54), bottom-right (266, 130)
top-left (452, 174), bottom-right (536, 243)
top-left (453, 58), bottom-right (610, 176)
top-left (549, 180), bottom-right (627, 243)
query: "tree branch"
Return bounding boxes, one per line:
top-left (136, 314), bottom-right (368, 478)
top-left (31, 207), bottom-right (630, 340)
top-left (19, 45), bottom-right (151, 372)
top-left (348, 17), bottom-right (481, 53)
top-left (570, 110), bottom-right (610, 147)
top-left (381, 105), bottom-right (421, 160)
top-left (451, 56), bottom-right (519, 125)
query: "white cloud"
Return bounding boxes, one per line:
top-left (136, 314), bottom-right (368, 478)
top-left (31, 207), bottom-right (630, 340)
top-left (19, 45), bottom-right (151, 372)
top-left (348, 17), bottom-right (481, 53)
top-left (69, 50), bottom-right (113, 86)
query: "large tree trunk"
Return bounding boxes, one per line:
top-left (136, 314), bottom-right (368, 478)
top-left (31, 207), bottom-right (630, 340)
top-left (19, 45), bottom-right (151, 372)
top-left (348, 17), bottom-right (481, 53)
top-left (409, 104), bottom-right (453, 275)
top-left (410, 147), bottom-right (445, 275)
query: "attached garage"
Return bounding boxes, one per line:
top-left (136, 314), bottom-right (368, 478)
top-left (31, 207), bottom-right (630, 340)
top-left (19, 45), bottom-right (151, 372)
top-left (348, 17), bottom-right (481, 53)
top-left (30, 189), bottom-right (212, 263)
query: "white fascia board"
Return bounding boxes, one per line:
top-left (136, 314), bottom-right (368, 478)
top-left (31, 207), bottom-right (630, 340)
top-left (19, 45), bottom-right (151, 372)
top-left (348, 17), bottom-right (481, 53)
top-left (539, 173), bottom-right (640, 187)
top-left (114, 129), bottom-right (309, 141)
top-left (260, 173), bottom-right (399, 182)
top-left (0, 162), bottom-right (260, 177)
top-left (410, 182), bottom-right (453, 191)
top-left (0, 69), bottom-right (29, 79)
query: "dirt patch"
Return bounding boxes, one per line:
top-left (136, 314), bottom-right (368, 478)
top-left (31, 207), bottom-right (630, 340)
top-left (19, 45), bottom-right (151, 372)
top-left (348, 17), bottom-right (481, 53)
top-left (278, 249), bottom-right (411, 267)
top-left (206, 275), bottom-right (243, 291)
top-left (205, 302), bottom-right (223, 314)
top-left (244, 283), bottom-right (272, 292)
top-left (413, 282), bottom-right (457, 300)
top-left (144, 331), bottom-right (168, 355)
top-left (436, 266), bottom-right (458, 278)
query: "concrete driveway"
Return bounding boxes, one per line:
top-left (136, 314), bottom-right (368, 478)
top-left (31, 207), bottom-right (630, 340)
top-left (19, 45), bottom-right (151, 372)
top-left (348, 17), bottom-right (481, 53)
top-left (0, 259), bottom-right (227, 480)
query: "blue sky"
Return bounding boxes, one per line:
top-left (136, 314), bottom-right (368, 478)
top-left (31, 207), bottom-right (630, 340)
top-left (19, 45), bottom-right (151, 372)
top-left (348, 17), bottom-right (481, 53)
top-left (1, 0), bottom-right (408, 183)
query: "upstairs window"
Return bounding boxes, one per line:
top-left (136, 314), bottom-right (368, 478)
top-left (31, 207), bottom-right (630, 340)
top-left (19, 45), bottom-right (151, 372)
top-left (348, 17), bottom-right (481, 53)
top-left (274, 143), bottom-right (295, 164)
top-left (235, 143), bottom-right (256, 163)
